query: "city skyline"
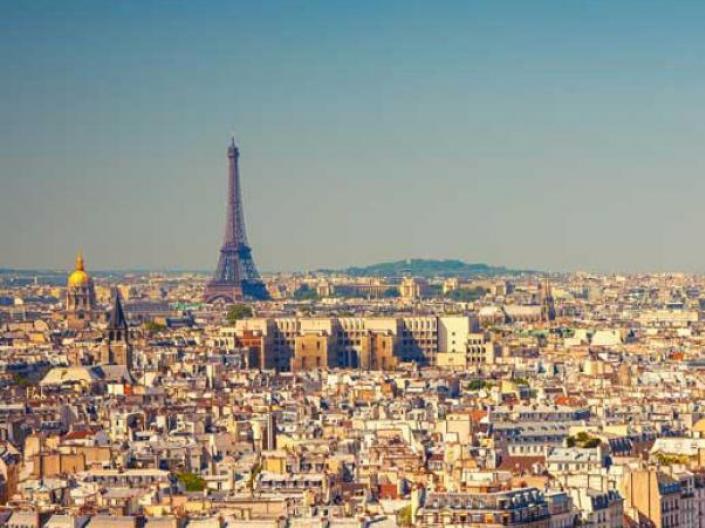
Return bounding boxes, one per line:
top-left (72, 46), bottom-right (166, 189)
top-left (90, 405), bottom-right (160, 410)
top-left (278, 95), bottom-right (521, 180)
top-left (5, 2), bottom-right (705, 523)
top-left (4, 1), bottom-right (705, 273)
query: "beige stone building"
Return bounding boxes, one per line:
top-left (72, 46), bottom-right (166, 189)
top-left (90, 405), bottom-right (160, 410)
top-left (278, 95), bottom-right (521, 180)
top-left (621, 469), bottom-right (681, 528)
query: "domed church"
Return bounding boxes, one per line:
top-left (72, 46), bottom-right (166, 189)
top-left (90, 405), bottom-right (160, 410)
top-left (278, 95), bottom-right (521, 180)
top-left (66, 252), bottom-right (97, 329)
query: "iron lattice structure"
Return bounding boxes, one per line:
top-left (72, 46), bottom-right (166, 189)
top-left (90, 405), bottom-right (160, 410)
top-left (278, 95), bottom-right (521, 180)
top-left (204, 139), bottom-right (268, 302)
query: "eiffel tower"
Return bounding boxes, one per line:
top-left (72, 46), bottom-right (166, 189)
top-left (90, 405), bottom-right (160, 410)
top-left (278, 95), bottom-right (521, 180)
top-left (204, 139), bottom-right (268, 302)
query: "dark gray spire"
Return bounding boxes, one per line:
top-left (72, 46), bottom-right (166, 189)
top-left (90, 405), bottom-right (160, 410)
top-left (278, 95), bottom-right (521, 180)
top-left (108, 288), bottom-right (128, 331)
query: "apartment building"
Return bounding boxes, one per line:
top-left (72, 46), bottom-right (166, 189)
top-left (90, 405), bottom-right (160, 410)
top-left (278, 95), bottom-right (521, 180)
top-left (415, 488), bottom-right (551, 528)
top-left (621, 469), bottom-right (682, 528)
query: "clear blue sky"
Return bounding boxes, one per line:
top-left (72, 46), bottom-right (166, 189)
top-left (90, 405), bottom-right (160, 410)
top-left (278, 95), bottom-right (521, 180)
top-left (3, 1), bottom-right (705, 273)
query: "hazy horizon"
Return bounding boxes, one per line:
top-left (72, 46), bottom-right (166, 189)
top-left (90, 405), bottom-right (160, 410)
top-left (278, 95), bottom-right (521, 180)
top-left (1, 257), bottom-right (702, 277)
top-left (4, 1), bottom-right (705, 274)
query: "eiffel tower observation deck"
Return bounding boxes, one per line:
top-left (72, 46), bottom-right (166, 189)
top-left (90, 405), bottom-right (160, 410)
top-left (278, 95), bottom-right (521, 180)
top-left (204, 139), bottom-right (268, 303)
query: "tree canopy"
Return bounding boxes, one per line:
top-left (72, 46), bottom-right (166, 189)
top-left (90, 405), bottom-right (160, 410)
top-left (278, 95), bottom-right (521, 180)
top-left (445, 287), bottom-right (487, 302)
top-left (144, 321), bottom-right (166, 334)
top-left (293, 284), bottom-right (319, 301)
top-left (177, 472), bottom-right (206, 492)
top-left (227, 304), bottom-right (253, 324)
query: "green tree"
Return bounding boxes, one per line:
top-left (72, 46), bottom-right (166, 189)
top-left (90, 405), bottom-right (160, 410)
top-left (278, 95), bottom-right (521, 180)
top-left (445, 287), bottom-right (487, 302)
top-left (655, 453), bottom-right (689, 465)
top-left (567, 432), bottom-right (602, 448)
top-left (382, 287), bottom-right (400, 298)
top-left (575, 432), bottom-right (591, 443)
top-left (293, 285), bottom-right (319, 301)
top-left (13, 374), bottom-right (31, 387)
top-left (177, 472), bottom-right (206, 492)
top-left (467, 379), bottom-right (486, 391)
top-left (227, 304), bottom-right (253, 324)
top-left (144, 321), bottom-right (166, 335)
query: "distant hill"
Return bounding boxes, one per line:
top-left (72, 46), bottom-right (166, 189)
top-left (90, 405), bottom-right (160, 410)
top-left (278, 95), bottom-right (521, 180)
top-left (327, 259), bottom-right (537, 278)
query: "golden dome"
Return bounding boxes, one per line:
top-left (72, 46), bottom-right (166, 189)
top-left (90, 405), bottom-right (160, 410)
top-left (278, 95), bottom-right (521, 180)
top-left (68, 252), bottom-right (91, 288)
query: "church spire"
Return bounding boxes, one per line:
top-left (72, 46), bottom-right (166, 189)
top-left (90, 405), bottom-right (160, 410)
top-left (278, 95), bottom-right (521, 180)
top-left (108, 288), bottom-right (128, 332)
top-left (102, 287), bottom-right (132, 369)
